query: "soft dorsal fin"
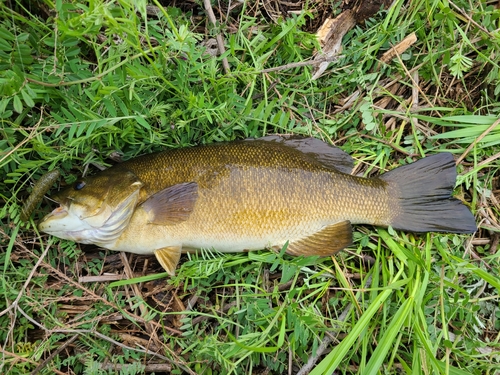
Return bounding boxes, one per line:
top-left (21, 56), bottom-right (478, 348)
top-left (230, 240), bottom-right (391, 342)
top-left (254, 135), bottom-right (354, 174)
top-left (141, 182), bottom-right (198, 225)
top-left (285, 220), bottom-right (353, 257)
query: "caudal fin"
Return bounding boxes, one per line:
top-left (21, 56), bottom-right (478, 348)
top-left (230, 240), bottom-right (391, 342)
top-left (380, 153), bottom-right (477, 233)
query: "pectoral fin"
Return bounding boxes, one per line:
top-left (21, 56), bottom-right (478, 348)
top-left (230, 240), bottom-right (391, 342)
top-left (154, 246), bottom-right (182, 275)
top-left (286, 221), bottom-right (353, 257)
top-left (141, 182), bottom-right (198, 225)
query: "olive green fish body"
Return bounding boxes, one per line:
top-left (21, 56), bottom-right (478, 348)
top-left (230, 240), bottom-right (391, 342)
top-left (38, 137), bottom-right (477, 274)
top-left (124, 170), bottom-right (374, 248)
top-left (106, 140), bottom-right (391, 253)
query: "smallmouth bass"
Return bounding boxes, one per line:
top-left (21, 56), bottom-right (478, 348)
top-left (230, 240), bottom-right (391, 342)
top-left (38, 136), bottom-right (477, 274)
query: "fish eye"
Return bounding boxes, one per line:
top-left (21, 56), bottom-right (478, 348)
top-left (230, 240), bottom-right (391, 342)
top-left (74, 181), bottom-right (86, 190)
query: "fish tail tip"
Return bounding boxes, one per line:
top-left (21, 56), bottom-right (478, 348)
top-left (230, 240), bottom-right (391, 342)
top-left (381, 153), bottom-right (476, 234)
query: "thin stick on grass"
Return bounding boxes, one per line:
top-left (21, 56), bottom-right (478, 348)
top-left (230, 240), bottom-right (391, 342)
top-left (259, 56), bottom-right (341, 73)
top-left (394, 53), bottom-right (434, 109)
top-left (456, 118), bottom-right (500, 165)
top-left (448, 1), bottom-right (494, 36)
top-left (0, 109), bottom-right (44, 166)
top-left (78, 274), bottom-right (127, 283)
top-left (29, 335), bottom-right (78, 375)
top-left (0, 235), bottom-right (52, 318)
top-left (474, 150), bottom-right (500, 169)
top-left (202, 0), bottom-right (230, 74)
top-left (0, 347), bottom-right (68, 375)
top-left (360, 134), bottom-right (419, 157)
top-left (99, 363), bottom-right (172, 372)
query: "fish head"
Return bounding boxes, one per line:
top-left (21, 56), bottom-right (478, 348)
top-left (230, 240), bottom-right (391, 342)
top-left (38, 169), bottom-right (143, 246)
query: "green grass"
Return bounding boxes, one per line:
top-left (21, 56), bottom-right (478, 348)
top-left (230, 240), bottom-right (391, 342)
top-left (1, 0), bottom-right (499, 374)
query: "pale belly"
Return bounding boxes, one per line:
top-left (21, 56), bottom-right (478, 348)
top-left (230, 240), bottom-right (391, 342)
top-left (109, 216), bottom-right (329, 255)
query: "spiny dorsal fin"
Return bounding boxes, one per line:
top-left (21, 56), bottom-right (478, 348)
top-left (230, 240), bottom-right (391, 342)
top-left (141, 182), bottom-right (198, 225)
top-left (154, 246), bottom-right (182, 275)
top-left (286, 220), bottom-right (353, 257)
top-left (253, 135), bottom-right (354, 174)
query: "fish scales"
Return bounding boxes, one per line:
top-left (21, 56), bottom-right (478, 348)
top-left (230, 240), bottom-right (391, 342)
top-left (120, 141), bottom-right (390, 239)
top-left (38, 136), bottom-right (477, 275)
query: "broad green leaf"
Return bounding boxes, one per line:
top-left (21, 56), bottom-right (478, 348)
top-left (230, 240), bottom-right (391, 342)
top-left (12, 94), bottom-right (22, 113)
top-left (21, 89), bottom-right (35, 108)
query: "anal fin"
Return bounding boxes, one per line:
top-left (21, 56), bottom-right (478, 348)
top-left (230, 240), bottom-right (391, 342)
top-left (154, 246), bottom-right (182, 275)
top-left (286, 221), bottom-right (352, 257)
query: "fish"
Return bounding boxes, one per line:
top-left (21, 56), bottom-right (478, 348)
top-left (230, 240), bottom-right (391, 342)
top-left (38, 136), bottom-right (477, 275)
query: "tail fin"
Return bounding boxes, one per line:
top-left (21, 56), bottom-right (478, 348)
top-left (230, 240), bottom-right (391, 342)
top-left (380, 153), bottom-right (476, 233)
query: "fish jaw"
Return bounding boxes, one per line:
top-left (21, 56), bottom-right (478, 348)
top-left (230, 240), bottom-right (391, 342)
top-left (38, 205), bottom-right (100, 243)
top-left (39, 187), bottom-right (141, 247)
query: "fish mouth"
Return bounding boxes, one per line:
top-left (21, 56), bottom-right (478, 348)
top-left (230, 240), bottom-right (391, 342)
top-left (38, 188), bottom-right (140, 246)
top-left (38, 205), bottom-right (95, 242)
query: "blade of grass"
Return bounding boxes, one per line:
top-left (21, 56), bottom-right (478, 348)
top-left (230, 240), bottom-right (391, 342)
top-left (310, 268), bottom-right (406, 375)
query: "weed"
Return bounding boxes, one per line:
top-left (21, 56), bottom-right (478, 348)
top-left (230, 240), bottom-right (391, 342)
top-left (1, 0), bottom-right (499, 374)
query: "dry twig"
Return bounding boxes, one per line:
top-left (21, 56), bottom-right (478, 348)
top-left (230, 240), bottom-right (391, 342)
top-left (379, 33), bottom-right (417, 64)
top-left (456, 118), bottom-right (500, 165)
top-left (202, 0), bottom-right (230, 74)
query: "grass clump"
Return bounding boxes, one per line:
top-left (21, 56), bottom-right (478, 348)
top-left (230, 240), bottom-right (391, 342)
top-left (1, 0), bottom-right (499, 374)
